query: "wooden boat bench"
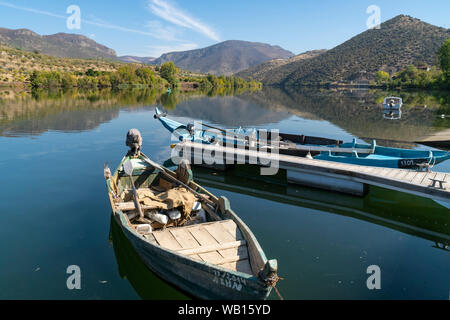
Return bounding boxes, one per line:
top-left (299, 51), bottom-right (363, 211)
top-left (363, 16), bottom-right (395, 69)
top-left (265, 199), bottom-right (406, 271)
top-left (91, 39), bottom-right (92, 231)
top-left (146, 220), bottom-right (253, 274)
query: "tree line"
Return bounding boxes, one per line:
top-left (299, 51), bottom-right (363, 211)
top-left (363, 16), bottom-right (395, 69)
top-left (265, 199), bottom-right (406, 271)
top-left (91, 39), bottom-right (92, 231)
top-left (28, 61), bottom-right (262, 91)
top-left (374, 39), bottom-right (450, 89)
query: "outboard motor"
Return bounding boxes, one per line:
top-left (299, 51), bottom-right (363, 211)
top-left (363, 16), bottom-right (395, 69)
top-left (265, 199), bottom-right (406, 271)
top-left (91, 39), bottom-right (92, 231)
top-left (126, 129), bottom-right (143, 157)
top-left (176, 159), bottom-right (193, 185)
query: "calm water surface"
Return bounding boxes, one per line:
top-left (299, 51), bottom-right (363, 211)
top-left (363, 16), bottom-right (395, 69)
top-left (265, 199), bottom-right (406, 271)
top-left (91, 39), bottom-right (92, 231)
top-left (0, 87), bottom-right (448, 300)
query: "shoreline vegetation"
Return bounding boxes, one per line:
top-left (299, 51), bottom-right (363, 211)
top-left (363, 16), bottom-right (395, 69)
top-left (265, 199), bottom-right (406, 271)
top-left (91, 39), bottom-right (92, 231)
top-left (0, 45), bottom-right (262, 92)
top-left (372, 39), bottom-right (450, 90)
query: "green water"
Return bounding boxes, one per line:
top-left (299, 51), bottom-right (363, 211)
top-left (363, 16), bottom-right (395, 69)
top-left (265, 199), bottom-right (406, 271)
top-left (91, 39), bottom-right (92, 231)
top-left (0, 87), bottom-right (448, 300)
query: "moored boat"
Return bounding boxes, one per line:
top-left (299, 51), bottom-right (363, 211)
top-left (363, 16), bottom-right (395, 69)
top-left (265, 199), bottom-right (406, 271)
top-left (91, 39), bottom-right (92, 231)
top-left (154, 108), bottom-right (450, 169)
top-left (104, 130), bottom-right (279, 300)
top-left (383, 97), bottom-right (403, 110)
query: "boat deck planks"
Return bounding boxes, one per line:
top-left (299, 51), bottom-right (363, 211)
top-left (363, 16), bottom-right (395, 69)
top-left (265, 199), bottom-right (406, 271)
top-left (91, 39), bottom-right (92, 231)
top-left (153, 230), bottom-right (183, 251)
top-left (204, 223), bottom-right (237, 244)
top-left (189, 226), bottom-right (219, 246)
top-left (180, 141), bottom-right (450, 201)
top-left (221, 260), bottom-right (254, 275)
top-left (219, 220), bottom-right (244, 241)
top-left (151, 220), bottom-right (253, 274)
top-left (169, 229), bottom-right (201, 249)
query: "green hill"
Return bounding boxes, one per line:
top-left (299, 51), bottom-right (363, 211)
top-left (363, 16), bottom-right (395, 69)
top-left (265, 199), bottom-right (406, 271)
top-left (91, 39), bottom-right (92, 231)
top-left (242, 15), bottom-right (449, 86)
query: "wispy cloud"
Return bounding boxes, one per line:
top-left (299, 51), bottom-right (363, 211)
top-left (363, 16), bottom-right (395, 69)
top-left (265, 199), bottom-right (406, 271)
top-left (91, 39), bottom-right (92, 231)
top-left (0, 1), bottom-right (202, 57)
top-left (148, 0), bottom-right (220, 41)
top-left (0, 1), bottom-right (66, 19)
top-left (0, 1), bottom-right (162, 38)
top-left (146, 43), bottom-right (199, 57)
top-left (145, 20), bottom-right (180, 41)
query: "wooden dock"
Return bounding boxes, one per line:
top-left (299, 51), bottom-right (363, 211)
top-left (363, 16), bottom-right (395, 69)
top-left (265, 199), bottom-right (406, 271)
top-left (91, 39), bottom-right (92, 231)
top-left (417, 129), bottom-right (450, 149)
top-left (176, 141), bottom-right (450, 203)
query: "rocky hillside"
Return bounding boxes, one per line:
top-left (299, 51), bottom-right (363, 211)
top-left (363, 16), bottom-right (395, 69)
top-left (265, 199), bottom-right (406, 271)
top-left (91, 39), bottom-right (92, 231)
top-left (152, 40), bottom-right (294, 75)
top-left (244, 15), bottom-right (450, 86)
top-left (0, 28), bottom-right (117, 60)
top-left (236, 49), bottom-right (326, 79)
top-left (118, 56), bottom-right (156, 64)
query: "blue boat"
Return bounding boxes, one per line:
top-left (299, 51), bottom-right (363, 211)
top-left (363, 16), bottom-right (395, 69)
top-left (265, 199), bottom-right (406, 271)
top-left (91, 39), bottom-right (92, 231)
top-left (154, 108), bottom-right (450, 169)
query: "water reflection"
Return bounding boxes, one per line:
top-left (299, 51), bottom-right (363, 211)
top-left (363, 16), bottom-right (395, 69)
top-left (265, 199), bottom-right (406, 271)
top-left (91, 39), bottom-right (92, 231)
top-left (109, 214), bottom-right (190, 300)
top-left (185, 164), bottom-right (450, 246)
top-left (167, 95), bottom-right (291, 126)
top-left (383, 109), bottom-right (402, 120)
top-left (237, 87), bottom-right (449, 147)
top-left (1, 87), bottom-right (448, 147)
top-left (0, 87), bottom-right (238, 136)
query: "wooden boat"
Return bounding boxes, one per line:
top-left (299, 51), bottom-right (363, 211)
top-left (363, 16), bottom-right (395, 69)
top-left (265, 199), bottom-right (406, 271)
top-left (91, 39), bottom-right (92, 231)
top-left (104, 141), bottom-right (279, 300)
top-left (154, 108), bottom-right (450, 169)
top-left (383, 97), bottom-right (403, 110)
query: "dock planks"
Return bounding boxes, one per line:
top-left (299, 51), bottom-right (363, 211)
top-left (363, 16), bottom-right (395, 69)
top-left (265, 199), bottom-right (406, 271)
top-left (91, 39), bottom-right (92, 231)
top-left (180, 141), bottom-right (450, 202)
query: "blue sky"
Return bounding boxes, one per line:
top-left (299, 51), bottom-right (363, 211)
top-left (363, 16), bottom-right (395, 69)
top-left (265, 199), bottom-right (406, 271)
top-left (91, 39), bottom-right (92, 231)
top-left (0, 0), bottom-right (448, 57)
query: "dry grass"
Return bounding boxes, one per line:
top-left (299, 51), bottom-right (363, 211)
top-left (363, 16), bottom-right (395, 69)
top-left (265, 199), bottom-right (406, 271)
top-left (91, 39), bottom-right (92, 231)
top-left (0, 45), bottom-right (121, 84)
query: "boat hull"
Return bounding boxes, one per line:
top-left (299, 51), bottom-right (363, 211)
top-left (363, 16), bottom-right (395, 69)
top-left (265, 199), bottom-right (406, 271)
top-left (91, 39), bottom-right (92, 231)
top-left (114, 213), bottom-right (272, 300)
top-left (314, 144), bottom-right (450, 168)
top-left (314, 154), bottom-right (432, 169)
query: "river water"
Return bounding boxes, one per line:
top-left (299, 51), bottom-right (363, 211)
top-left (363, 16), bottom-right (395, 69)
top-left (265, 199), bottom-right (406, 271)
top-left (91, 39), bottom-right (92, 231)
top-left (0, 87), bottom-right (448, 300)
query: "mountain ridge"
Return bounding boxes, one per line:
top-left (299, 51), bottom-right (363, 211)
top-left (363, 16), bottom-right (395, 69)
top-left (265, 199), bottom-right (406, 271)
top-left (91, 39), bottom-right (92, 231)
top-left (152, 40), bottom-right (294, 75)
top-left (0, 27), bottom-right (117, 60)
top-left (118, 55), bottom-right (156, 64)
top-left (236, 49), bottom-right (327, 79)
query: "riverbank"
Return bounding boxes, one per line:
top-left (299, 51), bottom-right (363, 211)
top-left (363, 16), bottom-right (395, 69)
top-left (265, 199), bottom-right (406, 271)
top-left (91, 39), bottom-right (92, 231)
top-left (0, 45), bottom-right (261, 92)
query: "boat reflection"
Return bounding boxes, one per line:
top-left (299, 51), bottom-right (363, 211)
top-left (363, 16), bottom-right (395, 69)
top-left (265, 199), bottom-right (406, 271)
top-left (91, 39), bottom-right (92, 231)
top-left (167, 163), bottom-right (450, 247)
top-left (383, 109), bottom-right (402, 120)
top-left (109, 214), bottom-right (190, 300)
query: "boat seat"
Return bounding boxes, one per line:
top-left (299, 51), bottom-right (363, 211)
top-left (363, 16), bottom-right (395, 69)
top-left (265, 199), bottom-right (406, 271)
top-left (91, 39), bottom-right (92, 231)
top-left (148, 220), bottom-right (253, 275)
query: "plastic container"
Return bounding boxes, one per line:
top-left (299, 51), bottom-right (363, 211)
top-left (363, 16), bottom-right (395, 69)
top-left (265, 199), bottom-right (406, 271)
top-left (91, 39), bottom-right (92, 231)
top-left (136, 224), bottom-right (152, 235)
top-left (168, 210), bottom-right (182, 220)
top-left (192, 202), bottom-right (202, 212)
top-left (127, 212), bottom-right (138, 220)
top-left (146, 211), bottom-right (169, 225)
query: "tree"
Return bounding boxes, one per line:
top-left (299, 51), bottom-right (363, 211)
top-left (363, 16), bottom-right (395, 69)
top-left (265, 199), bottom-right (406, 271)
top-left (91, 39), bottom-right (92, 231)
top-left (438, 39), bottom-right (450, 74)
top-left (135, 67), bottom-right (155, 85)
top-left (85, 68), bottom-right (100, 77)
top-left (159, 62), bottom-right (178, 86)
top-left (375, 71), bottom-right (390, 84)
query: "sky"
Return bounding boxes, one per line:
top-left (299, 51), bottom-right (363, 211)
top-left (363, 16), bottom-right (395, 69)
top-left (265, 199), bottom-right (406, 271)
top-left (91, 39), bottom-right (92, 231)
top-left (0, 0), bottom-right (448, 57)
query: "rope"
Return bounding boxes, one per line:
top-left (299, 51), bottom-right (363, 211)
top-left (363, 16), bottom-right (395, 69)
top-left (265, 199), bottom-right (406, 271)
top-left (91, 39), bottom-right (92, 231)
top-left (263, 274), bottom-right (284, 300)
